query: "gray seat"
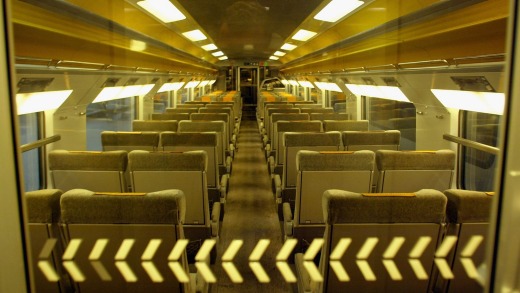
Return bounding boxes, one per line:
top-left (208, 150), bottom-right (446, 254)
top-left (265, 113), bottom-right (309, 149)
top-left (342, 130), bottom-right (400, 151)
top-left (310, 113), bottom-right (351, 121)
top-left (295, 189), bottom-right (447, 293)
top-left (49, 150), bottom-right (128, 192)
top-left (152, 113), bottom-right (190, 121)
top-left (323, 120), bottom-right (369, 132)
top-left (165, 107), bottom-right (199, 114)
top-left (283, 151), bottom-right (375, 254)
top-left (132, 120), bottom-right (178, 132)
top-left (190, 113), bottom-right (236, 148)
top-left (199, 107), bottom-right (239, 135)
top-left (26, 189), bottom-right (70, 293)
top-left (376, 150), bottom-right (455, 192)
top-left (300, 108), bottom-right (335, 114)
top-left (128, 150), bottom-right (220, 262)
top-left (60, 189), bottom-right (191, 293)
top-left (176, 103), bottom-right (204, 109)
top-left (434, 189), bottom-right (492, 293)
top-left (264, 108), bottom-right (301, 141)
top-left (101, 131), bottom-right (159, 151)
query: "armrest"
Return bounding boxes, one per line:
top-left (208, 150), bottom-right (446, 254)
top-left (273, 174), bottom-right (282, 202)
top-left (283, 202), bottom-right (294, 237)
top-left (268, 156), bottom-right (276, 174)
top-left (295, 253), bottom-right (316, 293)
top-left (226, 156), bottom-right (233, 173)
top-left (228, 144), bottom-right (235, 158)
top-left (211, 202), bottom-right (221, 237)
top-left (220, 174), bottom-right (229, 203)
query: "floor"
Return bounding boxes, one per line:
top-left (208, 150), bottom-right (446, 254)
top-left (210, 118), bottom-right (292, 293)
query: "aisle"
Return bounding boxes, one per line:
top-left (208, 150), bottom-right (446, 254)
top-left (210, 119), bottom-right (291, 293)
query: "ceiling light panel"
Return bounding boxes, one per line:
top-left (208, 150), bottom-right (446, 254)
top-left (182, 29), bottom-right (207, 41)
top-left (212, 51), bottom-right (224, 57)
top-left (314, 0), bottom-right (364, 23)
top-left (218, 56), bottom-right (228, 60)
top-left (431, 89), bottom-right (505, 115)
top-left (292, 29), bottom-right (317, 41)
top-left (281, 43), bottom-right (297, 51)
top-left (137, 0), bottom-right (186, 23)
top-left (274, 51), bottom-right (286, 56)
top-left (269, 56), bottom-right (279, 60)
top-left (201, 44), bottom-right (218, 51)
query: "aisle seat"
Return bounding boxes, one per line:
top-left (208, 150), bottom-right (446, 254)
top-left (323, 120), bottom-right (368, 132)
top-left (132, 120), bottom-right (178, 132)
top-left (151, 113), bottom-right (190, 121)
top-left (300, 108), bottom-right (335, 114)
top-left (101, 131), bottom-right (159, 151)
top-left (309, 113), bottom-right (350, 121)
top-left (265, 113), bottom-right (309, 149)
top-left (165, 107), bottom-right (199, 114)
top-left (342, 130), bottom-right (400, 151)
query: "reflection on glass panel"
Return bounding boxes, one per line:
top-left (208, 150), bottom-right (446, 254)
top-left (153, 92), bottom-right (168, 113)
top-left (86, 98), bottom-right (136, 150)
top-left (368, 97), bottom-right (416, 150)
top-left (19, 113), bottom-right (41, 191)
top-left (331, 92), bottom-right (346, 112)
top-left (463, 111), bottom-right (500, 191)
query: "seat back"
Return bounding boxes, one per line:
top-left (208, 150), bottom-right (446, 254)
top-left (295, 151), bottom-right (375, 225)
top-left (190, 113), bottom-right (232, 145)
top-left (274, 121), bottom-right (322, 166)
top-left (165, 107), bottom-right (199, 114)
top-left (269, 113), bottom-right (309, 144)
top-left (320, 189), bottom-right (447, 293)
top-left (178, 120), bottom-right (227, 166)
top-left (151, 113), bottom-right (191, 121)
top-left (310, 113), bottom-right (351, 121)
top-left (265, 108), bottom-right (300, 138)
top-left (128, 150), bottom-right (209, 225)
top-left (132, 120), bottom-right (178, 132)
top-left (300, 107), bottom-right (335, 114)
top-left (160, 132), bottom-right (219, 189)
top-left (101, 131), bottom-right (159, 151)
top-left (324, 120), bottom-right (369, 132)
top-left (26, 189), bottom-right (67, 293)
top-left (49, 150), bottom-right (127, 192)
top-left (436, 189), bottom-right (492, 293)
top-left (176, 103), bottom-right (204, 109)
top-left (60, 189), bottom-right (188, 293)
top-left (283, 132), bottom-right (341, 189)
top-left (342, 130), bottom-right (400, 151)
top-left (376, 150), bottom-right (455, 192)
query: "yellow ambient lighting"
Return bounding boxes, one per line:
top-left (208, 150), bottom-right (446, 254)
top-left (208, 80), bottom-right (217, 85)
top-left (212, 51), bottom-right (224, 57)
top-left (431, 89), bottom-right (505, 115)
top-left (93, 84), bottom-right (154, 103)
top-left (298, 81), bottom-right (315, 88)
top-left (201, 44), bottom-right (218, 51)
top-left (130, 40), bottom-right (147, 52)
top-left (182, 30), bottom-right (207, 42)
top-left (281, 80), bottom-right (289, 85)
top-left (314, 0), bottom-right (364, 23)
top-left (269, 56), bottom-right (279, 60)
top-left (315, 82), bottom-right (342, 92)
top-left (292, 29), bottom-right (317, 41)
top-left (346, 84), bottom-right (410, 102)
top-left (137, 0), bottom-right (186, 23)
top-left (198, 81), bottom-right (210, 87)
top-left (281, 43), bottom-right (297, 51)
top-left (16, 90), bottom-right (73, 115)
top-left (184, 81), bottom-right (201, 89)
top-left (218, 56), bottom-right (228, 60)
top-left (157, 82), bottom-right (185, 92)
top-left (288, 80), bottom-right (299, 86)
top-left (274, 51), bottom-right (286, 57)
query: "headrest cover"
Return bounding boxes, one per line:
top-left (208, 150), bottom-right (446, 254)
top-left (310, 113), bottom-right (350, 121)
top-left (343, 130), bottom-right (400, 146)
top-left (276, 121), bottom-right (322, 133)
top-left (376, 149), bottom-right (455, 170)
top-left (160, 132), bottom-right (217, 147)
top-left (297, 150), bottom-right (375, 171)
top-left (271, 113), bottom-right (309, 122)
top-left (132, 120), bottom-right (178, 132)
top-left (26, 189), bottom-right (62, 223)
top-left (101, 131), bottom-right (159, 147)
top-left (284, 132), bottom-right (341, 147)
top-left (444, 189), bottom-right (492, 223)
top-left (128, 150), bottom-right (207, 171)
top-left (178, 120), bottom-right (225, 133)
top-left (49, 150), bottom-right (127, 171)
top-left (190, 113), bottom-right (229, 122)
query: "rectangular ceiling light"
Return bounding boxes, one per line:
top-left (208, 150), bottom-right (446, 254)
top-left (201, 44), bottom-right (218, 51)
top-left (274, 51), bottom-right (286, 57)
top-left (292, 29), bottom-right (317, 41)
top-left (182, 30), bottom-right (207, 41)
top-left (298, 81), bottom-right (315, 88)
top-left (288, 80), bottom-right (299, 86)
top-left (218, 56), bottom-right (228, 60)
top-left (315, 82), bottom-right (342, 92)
top-left (158, 82), bottom-right (185, 92)
top-left (431, 89), bottom-right (505, 115)
top-left (269, 56), bottom-right (279, 60)
top-left (212, 51), bottom-right (224, 57)
top-left (198, 81), bottom-right (210, 87)
top-left (281, 43), bottom-right (297, 51)
top-left (280, 80), bottom-right (289, 85)
top-left (184, 81), bottom-right (201, 89)
top-left (346, 84), bottom-right (410, 102)
top-left (137, 0), bottom-right (186, 23)
top-left (93, 84), bottom-right (154, 103)
top-left (208, 80), bottom-right (217, 85)
top-left (16, 90), bottom-right (73, 115)
top-left (314, 0), bottom-right (364, 23)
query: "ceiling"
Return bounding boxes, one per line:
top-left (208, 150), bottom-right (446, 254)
top-left (176, 0), bottom-right (323, 61)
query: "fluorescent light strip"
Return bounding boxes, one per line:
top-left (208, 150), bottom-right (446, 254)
top-left (288, 80), bottom-right (299, 86)
top-left (137, 0), bottom-right (186, 23)
top-left (269, 56), bottom-right (279, 60)
top-left (17, 90), bottom-right (73, 115)
top-left (281, 43), bottom-right (297, 51)
top-left (158, 82), bottom-right (185, 93)
top-left (346, 84), bottom-right (410, 102)
top-left (208, 80), bottom-right (217, 85)
top-left (201, 44), bottom-right (218, 51)
top-left (182, 30), bottom-right (207, 42)
top-left (212, 51), bottom-right (224, 57)
top-left (292, 29), bottom-right (317, 41)
top-left (198, 81), bottom-right (210, 87)
top-left (315, 82), bottom-right (342, 92)
top-left (274, 51), bottom-right (286, 57)
top-left (431, 89), bottom-right (505, 115)
top-left (218, 56), bottom-right (228, 60)
top-left (314, 0), bottom-right (364, 23)
top-left (280, 80), bottom-right (289, 85)
top-left (184, 81), bottom-right (201, 89)
top-left (298, 81), bottom-right (315, 88)
top-left (93, 84), bottom-right (154, 103)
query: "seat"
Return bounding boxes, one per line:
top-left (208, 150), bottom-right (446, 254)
top-left (26, 189), bottom-right (70, 293)
top-left (295, 189), bottom-right (447, 293)
top-left (198, 107), bottom-right (239, 138)
top-left (132, 120), bottom-right (178, 132)
top-left (433, 189), bottom-right (492, 293)
top-left (165, 107), bottom-right (199, 114)
top-left (294, 103), bottom-right (321, 109)
top-left (310, 113), bottom-right (351, 121)
top-left (60, 189), bottom-right (192, 293)
top-left (300, 108), bottom-right (335, 114)
top-left (342, 130), bottom-right (400, 151)
top-left (265, 113), bottom-right (309, 149)
top-left (259, 104), bottom-right (294, 132)
top-left (128, 150), bottom-right (220, 262)
top-left (101, 131), bottom-right (159, 151)
top-left (376, 150), bottom-right (455, 192)
top-left (49, 150), bottom-right (128, 192)
top-left (283, 151), bottom-right (375, 252)
top-left (190, 113), bottom-right (236, 148)
top-left (323, 120), bottom-right (369, 132)
top-left (151, 113), bottom-right (190, 121)
top-left (176, 103), bottom-right (204, 109)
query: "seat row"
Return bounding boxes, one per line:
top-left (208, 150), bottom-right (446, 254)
top-left (293, 188), bottom-right (491, 293)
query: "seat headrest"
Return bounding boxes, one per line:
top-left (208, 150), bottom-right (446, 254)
top-left (25, 189), bottom-right (62, 223)
top-left (160, 132), bottom-right (218, 147)
top-left (128, 150), bottom-right (207, 171)
top-left (376, 149), bottom-right (455, 170)
top-left (342, 130), bottom-right (400, 145)
top-left (48, 150), bottom-right (127, 171)
top-left (444, 189), bottom-right (492, 223)
top-left (297, 150), bottom-right (375, 171)
top-left (284, 132), bottom-right (341, 147)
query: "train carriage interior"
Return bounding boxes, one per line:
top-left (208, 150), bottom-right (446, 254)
top-left (3, 0), bottom-right (520, 292)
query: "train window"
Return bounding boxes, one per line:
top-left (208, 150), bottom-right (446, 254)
top-left (153, 92), bottom-right (168, 113)
top-left (86, 98), bottom-right (136, 150)
top-left (461, 111), bottom-right (500, 191)
top-left (367, 97), bottom-right (416, 150)
top-left (18, 113), bottom-right (42, 191)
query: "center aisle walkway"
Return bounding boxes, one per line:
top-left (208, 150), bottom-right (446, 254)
top-left (211, 119), bottom-right (292, 293)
